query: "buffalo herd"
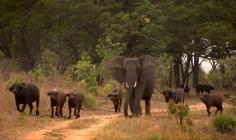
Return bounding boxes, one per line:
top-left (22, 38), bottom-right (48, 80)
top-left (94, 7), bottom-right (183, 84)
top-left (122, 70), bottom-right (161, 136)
top-left (8, 81), bottom-right (222, 118)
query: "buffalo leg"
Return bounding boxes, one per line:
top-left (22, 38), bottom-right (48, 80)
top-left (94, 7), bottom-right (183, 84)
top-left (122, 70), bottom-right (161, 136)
top-left (76, 104), bottom-right (82, 119)
top-left (68, 107), bottom-right (72, 119)
top-left (28, 103), bottom-right (33, 115)
top-left (55, 106), bottom-right (59, 116)
top-left (207, 107), bottom-right (211, 116)
top-left (51, 106), bottom-right (54, 118)
top-left (36, 99), bottom-right (39, 116)
top-left (145, 99), bottom-right (151, 115)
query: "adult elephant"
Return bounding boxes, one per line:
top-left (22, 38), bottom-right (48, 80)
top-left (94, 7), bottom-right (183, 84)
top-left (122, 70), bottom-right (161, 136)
top-left (106, 55), bottom-right (157, 117)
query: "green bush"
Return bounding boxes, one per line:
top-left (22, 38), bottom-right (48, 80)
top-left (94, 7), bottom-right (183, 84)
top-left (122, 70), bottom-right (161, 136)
top-left (167, 102), bottom-right (190, 129)
top-left (28, 67), bottom-right (45, 81)
top-left (103, 80), bottom-right (120, 95)
top-left (4, 76), bottom-right (23, 90)
top-left (73, 55), bottom-right (98, 94)
top-left (84, 94), bottom-right (96, 108)
top-left (37, 49), bottom-right (59, 76)
top-left (212, 114), bottom-right (236, 133)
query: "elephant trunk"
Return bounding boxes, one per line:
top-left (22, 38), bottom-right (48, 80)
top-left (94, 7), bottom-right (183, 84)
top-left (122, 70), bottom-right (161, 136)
top-left (124, 88), bottom-right (133, 117)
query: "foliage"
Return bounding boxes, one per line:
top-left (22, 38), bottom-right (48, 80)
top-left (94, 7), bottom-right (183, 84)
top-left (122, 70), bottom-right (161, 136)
top-left (103, 80), bottom-right (120, 95)
top-left (167, 102), bottom-right (190, 130)
top-left (4, 76), bottom-right (23, 90)
top-left (37, 49), bottom-right (59, 76)
top-left (212, 114), bottom-right (236, 133)
top-left (28, 67), bottom-right (45, 81)
top-left (84, 94), bottom-right (96, 108)
top-left (73, 54), bottom-right (98, 94)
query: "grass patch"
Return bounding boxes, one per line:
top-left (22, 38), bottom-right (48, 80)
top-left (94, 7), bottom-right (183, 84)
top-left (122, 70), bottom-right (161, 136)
top-left (212, 114), bottom-right (236, 133)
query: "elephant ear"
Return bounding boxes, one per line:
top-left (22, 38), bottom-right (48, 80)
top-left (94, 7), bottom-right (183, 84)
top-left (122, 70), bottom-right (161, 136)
top-left (105, 56), bottom-right (126, 83)
top-left (138, 55), bottom-right (158, 80)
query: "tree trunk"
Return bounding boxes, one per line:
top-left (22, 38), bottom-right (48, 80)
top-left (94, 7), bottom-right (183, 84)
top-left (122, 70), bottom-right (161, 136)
top-left (192, 53), bottom-right (199, 88)
top-left (174, 55), bottom-right (181, 88)
top-left (183, 54), bottom-right (191, 87)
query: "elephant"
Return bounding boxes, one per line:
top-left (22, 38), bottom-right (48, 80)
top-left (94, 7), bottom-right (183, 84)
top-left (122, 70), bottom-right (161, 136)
top-left (106, 55), bottom-right (157, 117)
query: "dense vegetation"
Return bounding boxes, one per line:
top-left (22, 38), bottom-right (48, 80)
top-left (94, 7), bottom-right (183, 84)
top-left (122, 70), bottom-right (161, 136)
top-left (0, 0), bottom-right (236, 89)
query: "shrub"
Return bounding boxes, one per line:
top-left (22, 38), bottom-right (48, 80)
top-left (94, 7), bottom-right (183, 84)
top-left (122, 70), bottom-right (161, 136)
top-left (103, 80), bottom-right (120, 95)
top-left (212, 114), bottom-right (236, 133)
top-left (73, 55), bottom-right (98, 94)
top-left (167, 102), bottom-right (190, 130)
top-left (28, 67), bottom-right (45, 81)
top-left (84, 94), bottom-right (96, 108)
top-left (37, 49), bottom-right (59, 76)
top-left (4, 76), bottom-right (23, 90)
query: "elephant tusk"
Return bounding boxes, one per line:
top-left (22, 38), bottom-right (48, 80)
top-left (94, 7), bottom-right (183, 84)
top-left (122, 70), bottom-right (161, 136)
top-left (134, 81), bottom-right (137, 88)
top-left (126, 82), bottom-right (129, 88)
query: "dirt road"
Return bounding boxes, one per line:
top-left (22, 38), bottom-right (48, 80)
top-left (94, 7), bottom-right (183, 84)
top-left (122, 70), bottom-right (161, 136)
top-left (25, 114), bottom-right (121, 140)
top-left (24, 102), bottom-right (231, 140)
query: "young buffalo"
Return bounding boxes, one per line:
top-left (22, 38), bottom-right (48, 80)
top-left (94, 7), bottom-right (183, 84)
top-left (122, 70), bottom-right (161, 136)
top-left (161, 89), bottom-right (184, 104)
top-left (47, 89), bottom-right (66, 118)
top-left (9, 82), bottom-right (40, 116)
top-left (66, 92), bottom-right (84, 119)
top-left (108, 89), bottom-right (123, 112)
top-left (200, 94), bottom-right (224, 116)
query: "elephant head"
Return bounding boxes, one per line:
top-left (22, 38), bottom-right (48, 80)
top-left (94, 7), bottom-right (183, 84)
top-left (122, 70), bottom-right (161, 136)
top-left (106, 55), bottom-right (157, 117)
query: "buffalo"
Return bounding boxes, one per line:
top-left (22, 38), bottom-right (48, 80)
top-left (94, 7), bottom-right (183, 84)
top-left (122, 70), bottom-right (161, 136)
top-left (9, 82), bottom-right (40, 116)
top-left (196, 84), bottom-right (215, 95)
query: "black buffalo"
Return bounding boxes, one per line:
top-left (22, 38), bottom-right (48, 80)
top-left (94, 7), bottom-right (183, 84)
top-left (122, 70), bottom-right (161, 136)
top-left (9, 82), bottom-right (40, 115)
top-left (196, 84), bottom-right (215, 95)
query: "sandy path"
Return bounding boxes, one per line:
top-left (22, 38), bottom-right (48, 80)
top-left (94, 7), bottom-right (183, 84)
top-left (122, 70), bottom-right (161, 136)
top-left (25, 114), bottom-right (121, 140)
top-left (24, 102), bottom-right (231, 140)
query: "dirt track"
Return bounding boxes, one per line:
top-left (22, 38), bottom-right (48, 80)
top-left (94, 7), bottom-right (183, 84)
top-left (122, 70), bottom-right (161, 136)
top-left (25, 114), bottom-right (121, 140)
top-left (24, 102), bottom-right (231, 140)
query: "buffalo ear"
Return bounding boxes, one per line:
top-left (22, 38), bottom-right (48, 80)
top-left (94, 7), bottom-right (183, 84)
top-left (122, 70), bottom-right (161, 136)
top-left (9, 85), bottom-right (14, 92)
top-left (19, 83), bottom-right (27, 89)
top-left (138, 55), bottom-right (158, 80)
top-left (105, 56), bottom-right (126, 83)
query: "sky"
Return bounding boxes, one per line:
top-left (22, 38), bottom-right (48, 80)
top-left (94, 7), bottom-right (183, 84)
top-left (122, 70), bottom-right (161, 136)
top-left (201, 59), bottom-right (212, 73)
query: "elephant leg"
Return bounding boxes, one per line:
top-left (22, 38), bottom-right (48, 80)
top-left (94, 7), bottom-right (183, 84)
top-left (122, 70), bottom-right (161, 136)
top-left (124, 89), bottom-right (133, 117)
top-left (129, 93), bottom-right (135, 115)
top-left (139, 104), bottom-right (142, 115)
top-left (28, 103), bottom-right (33, 116)
top-left (133, 95), bottom-right (142, 117)
top-left (145, 99), bottom-right (151, 115)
